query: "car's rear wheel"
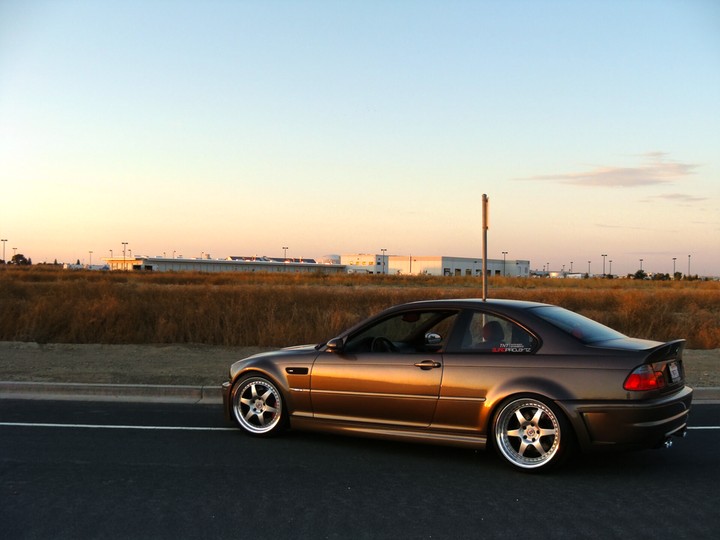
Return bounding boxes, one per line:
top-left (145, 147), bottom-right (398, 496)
top-left (231, 375), bottom-right (285, 436)
top-left (493, 396), bottom-right (571, 471)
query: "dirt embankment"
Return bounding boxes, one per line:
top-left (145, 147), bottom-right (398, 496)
top-left (0, 342), bottom-right (717, 387)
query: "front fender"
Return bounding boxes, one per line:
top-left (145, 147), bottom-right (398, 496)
top-left (227, 352), bottom-right (317, 420)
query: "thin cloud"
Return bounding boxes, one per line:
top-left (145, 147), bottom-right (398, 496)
top-left (642, 193), bottom-right (708, 203)
top-left (595, 223), bottom-right (680, 234)
top-left (595, 223), bottom-right (656, 231)
top-left (520, 152), bottom-right (699, 187)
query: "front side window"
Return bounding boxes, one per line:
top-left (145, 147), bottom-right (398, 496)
top-left (458, 311), bottom-right (537, 353)
top-left (344, 310), bottom-right (459, 353)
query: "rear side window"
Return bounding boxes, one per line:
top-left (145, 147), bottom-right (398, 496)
top-left (458, 311), bottom-right (537, 353)
top-left (530, 306), bottom-right (625, 344)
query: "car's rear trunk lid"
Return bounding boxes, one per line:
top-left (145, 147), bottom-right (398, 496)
top-left (645, 339), bottom-right (686, 392)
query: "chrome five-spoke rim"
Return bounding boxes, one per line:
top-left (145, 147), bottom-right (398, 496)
top-left (495, 398), bottom-right (561, 469)
top-left (233, 377), bottom-right (283, 434)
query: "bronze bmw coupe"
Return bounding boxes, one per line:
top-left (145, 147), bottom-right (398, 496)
top-left (222, 299), bottom-right (692, 471)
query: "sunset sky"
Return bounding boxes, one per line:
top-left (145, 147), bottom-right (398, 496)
top-left (1, 0), bottom-right (718, 276)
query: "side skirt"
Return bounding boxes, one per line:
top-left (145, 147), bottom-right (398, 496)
top-left (290, 416), bottom-right (487, 449)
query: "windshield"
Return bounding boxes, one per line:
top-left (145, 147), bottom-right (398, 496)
top-left (530, 306), bottom-right (626, 344)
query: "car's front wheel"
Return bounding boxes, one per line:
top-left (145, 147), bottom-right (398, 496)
top-left (231, 375), bottom-right (286, 436)
top-left (492, 396), bottom-right (571, 471)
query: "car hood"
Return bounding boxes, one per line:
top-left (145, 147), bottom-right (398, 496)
top-left (230, 344), bottom-right (319, 372)
top-left (280, 344), bottom-right (320, 352)
top-left (241, 344), bottom-right (318, 361)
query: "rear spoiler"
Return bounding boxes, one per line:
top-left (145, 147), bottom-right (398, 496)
top-left (646, 339), bottom-right (685, 364)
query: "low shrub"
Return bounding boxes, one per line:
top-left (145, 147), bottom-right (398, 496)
top-left (0, 267), bottom-right (718, 348)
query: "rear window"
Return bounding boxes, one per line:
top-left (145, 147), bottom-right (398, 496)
top-left (530, 306), bottom-right (626, 344)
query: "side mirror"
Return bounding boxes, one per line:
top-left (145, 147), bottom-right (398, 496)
top-left (425, 333), bottom-right (442, 346)
top-left (325, 337), bottom-right (344, 352)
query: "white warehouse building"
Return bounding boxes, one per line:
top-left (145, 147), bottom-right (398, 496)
top-left (104, 255), bottom-right (346, 274)
top-left (341, 254), bottom-right (530, 277)
top-left (101, 253), bottom-right (529, 277)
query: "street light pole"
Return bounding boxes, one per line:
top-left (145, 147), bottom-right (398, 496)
top-left (122, 242), bottom-right (128, 271)
top-left (380, 248), bottom-right (387, 274)
top-left (673, 257), bottom-right (677, 279)
top-left (601, 254), bottom-right (607, 277)
top-left (283, 246), bottom-right (288, 261)
top-left (502, 251), bottom-right (508, 276)
top-left (1, 239), bottom-right (6, 264)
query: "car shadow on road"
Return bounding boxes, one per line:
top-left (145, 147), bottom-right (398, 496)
top-left (271, 428), bottom-right (701, 479)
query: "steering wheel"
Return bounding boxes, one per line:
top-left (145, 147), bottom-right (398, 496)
top-left (371, 337), bottom-right (397, 353)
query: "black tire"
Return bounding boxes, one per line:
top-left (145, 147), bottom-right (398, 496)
top-left (231, 375), bottom-right (286, 436)
top-left (492, 396), bottom-right (573, 471)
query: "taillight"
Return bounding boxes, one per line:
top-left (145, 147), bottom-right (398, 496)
top-left (624, 365), bottom-right (666, 391)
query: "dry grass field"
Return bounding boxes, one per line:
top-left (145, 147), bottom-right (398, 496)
top-left (0, 266), bottom-right (718, 349)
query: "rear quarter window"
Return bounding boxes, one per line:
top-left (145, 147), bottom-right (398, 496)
top-left (530, 305), bottom-right (625, 344)
top-left (459, 311), bottom-right (538, 353)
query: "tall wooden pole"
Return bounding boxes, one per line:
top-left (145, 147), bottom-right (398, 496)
top-left (482, 194), bottom-right (489, 301)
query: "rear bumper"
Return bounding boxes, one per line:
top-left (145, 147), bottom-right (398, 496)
top-left (565, 385), bottom-right (693, 451)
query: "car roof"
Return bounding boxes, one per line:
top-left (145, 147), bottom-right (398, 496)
top-left (401, 298), bottom-right (552, 310)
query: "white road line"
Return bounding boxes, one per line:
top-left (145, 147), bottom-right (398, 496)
top-left (0, 422), bottom-right (235, 431)
top-left (2, 422), bottom-right (719, 430)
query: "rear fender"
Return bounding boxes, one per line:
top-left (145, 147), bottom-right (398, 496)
top-left (482, 378), bottom-right (576, 429)
top-left (484, 377), bottom-right (575, 411)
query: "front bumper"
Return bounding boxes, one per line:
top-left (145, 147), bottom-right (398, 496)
top-left (568, 385), bottom-right (693, 451)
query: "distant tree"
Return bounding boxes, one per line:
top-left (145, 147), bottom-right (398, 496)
top-left (11, 253), bottom-right (29, 265)
top-left (633, 269), bottom-right (647, 280)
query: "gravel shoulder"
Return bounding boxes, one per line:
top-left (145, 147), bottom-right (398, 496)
top-left (0, 342), bottom-right (717, 388)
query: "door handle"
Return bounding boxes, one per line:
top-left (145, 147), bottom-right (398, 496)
top-left (414, 360), bottom-right (441, 370)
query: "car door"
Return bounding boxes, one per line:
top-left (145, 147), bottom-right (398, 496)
top-left (310, 310), bottom-right (459, 427)
top-left (430, 309), bottom-right (540, 432)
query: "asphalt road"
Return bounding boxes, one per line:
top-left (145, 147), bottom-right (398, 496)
top-left (1, 400), bottom-right (718, 540)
